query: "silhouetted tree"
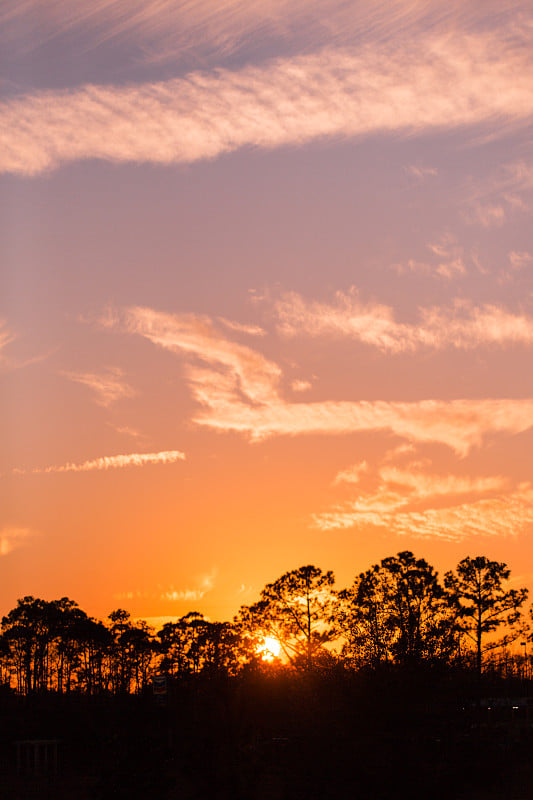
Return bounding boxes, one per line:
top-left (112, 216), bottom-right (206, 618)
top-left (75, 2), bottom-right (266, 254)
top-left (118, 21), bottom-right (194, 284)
top-left (119, 621), bottom-right (155, 692)
top-left (238, 565), bottom-right (335, 670)
top-left (108, 609), bottom-right (131, 693)
top-left (180, 611), bottom-right (208, 674)
top-left (381, 552), bottom-right (459, 664)
top-left (75, 616), bottom-right (113, 693)
top-left (335, 566), bottom-right (396, 667)
top-left (445, 556), bottom-right (528, 677)
top-left (0, 631), bottom-right (11, 685)
top-left (47, 597), bottom-right (90, 692)
top-left (197, 620), bottom-right (241, 675)
top-left (158, 617), bottom-right (190, 678)
top-left (1, 597), bottom-right (54, 692)
top-left (0, 551), bottom-right (528, 696)
top-left (338, 552), bottom-right (459, 667)
top-left (108, 610), bottom-right (156, 692)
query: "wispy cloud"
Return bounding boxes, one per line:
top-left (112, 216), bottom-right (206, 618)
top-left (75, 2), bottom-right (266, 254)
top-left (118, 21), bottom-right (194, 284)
top-left (2, 26), bottom-right (532, 176)
top-left (217, 318), bottom-right (266, 337)
top-left (0, 526), bottom-right (34, 556)
top-left (419, 302), bottom-right (533, 348)
top-left (108, 424), bottom-right (147, 441)
top-left (3, 0), bottom-right (528, 67)
top-left (403, 164), bottom-right (438, 182)
top-left (0, 321), bottom-right (51, 373)
top-left (314, 488), bottom-right (533, 540)
top-left (377, 466), bottom-right (505, 498)
top-left (426, 238), bottom-right (467, 279)
top-left (63, 367), bottom-right (135, 406)
top-left (162, 588), bottom-right (207, 602)
top-left (383, 443), bottom-right (416, 462)
top-left (470, 203), bottom-right (507, 229)
top-left (334, 460), bottom-right (368, 485)
top-left (121, 306), bottom-right (533, 455)
top-left (314, 463), bottom-right (533, 540)
top-left (275, 289), bottom-right (415, 350)
top-left (123, 307), bottom-right (281, 406)
top-left (0, 321), bottom-right (15, 359)
top-left (23, 450), bottom-right (185, 474)
top-left (500, 250), bottom-right (533, 283)
top-left (191, 382), bottom-right (533, 455)
top-left (62, 367), bottom-right (135, 407)
top-left (275, 290), bottom-right (533, 352)
top-left (115, 570), bottom-right (216, 607)
top-left (509, 251), bottom-right (533, 271)
top-left (291, 379), bottom-right (312, 393)
top-left (465, 160), bottom-right (533, 227)
top-left (161, 569), bottom-right (216, 602)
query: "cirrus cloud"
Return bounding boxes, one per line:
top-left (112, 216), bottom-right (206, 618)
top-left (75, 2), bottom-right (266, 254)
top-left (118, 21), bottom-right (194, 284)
top-left (19, 450), bottom-right (186, 474)
top-left (161, 569), bottom-right (217, 602)
top-left (62, 367), bottom-right (135, 406)
top-left (314, 488), bottom-right (533, 540)
top-left (314, 462), bottom-right (533, 540)
top-left (2, 27), bottom-right (532, 176)
top-left (274, 290), bottom-right (533, 352)
top-left (0, 526), bottom-right (35, 556)
top-left (119, 306), bottom-right (533, 455)
top-left (0, 320), bottom-right (15, 358)
top-left (2, 0), bottom-right (529, 72)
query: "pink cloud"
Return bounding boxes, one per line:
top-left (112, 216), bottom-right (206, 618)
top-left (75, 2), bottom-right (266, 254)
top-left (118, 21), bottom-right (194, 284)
top-left (124, 306), bottom-right (281, 406)
top-left (314, 489), bottom-right (533, 539)
top-left (2, 28), bottom-right (532, 175)
top-left (123, 306), bottom-right (533, 455)
top-left (25, 450), bottom-right (186, 474)
top-left (314, 462), bottom-right (533, 540)
top-left (275, 290), bottom-right (533, 351)
top-left (0, 526), bottom-right (35, 556)
top-left (62, 367), bottom-right (135, 406)
top-left (3, 0), bottom-right (527, 66)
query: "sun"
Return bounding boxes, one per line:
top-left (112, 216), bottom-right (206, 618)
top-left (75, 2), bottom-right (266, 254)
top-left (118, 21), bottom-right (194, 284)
top-left (258, 636), bottom-right (281, 661)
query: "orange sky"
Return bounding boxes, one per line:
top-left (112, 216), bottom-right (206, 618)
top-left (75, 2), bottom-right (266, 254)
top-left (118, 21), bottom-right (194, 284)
top-left (1, 0), bottom-right (533, 625)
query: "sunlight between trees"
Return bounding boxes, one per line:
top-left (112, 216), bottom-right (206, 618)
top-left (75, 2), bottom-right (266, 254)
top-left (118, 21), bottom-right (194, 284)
top-left (0, 552), bottom-right (530, 694)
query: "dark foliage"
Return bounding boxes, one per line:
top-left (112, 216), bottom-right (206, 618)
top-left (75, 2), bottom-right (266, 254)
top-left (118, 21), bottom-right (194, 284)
top-left (0, 553), bottom-right (529, 696)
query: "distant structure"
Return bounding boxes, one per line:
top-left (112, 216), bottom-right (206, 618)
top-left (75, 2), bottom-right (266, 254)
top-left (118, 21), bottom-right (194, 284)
top-left (15, 739), bottom-right (59, 776)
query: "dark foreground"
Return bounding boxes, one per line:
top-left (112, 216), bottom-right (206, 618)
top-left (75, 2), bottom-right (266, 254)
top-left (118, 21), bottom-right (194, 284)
top-left (1, 668), bottom-right (532, 800)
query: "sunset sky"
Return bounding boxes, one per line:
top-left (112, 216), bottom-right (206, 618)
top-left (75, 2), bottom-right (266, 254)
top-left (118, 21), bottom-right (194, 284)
top-left (1, 0), bottom-right (533, 626)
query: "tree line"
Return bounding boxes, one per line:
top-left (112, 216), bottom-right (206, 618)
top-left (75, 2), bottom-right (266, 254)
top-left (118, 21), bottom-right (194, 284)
top-left (1, 552), bottom-right (530, 695)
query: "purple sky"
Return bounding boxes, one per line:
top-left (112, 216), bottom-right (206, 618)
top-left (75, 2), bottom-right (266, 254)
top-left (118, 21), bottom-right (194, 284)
top-left (1, 1), bottom-right (533, 624)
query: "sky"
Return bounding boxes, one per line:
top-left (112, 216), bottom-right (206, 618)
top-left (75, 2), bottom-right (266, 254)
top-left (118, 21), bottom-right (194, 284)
top-left (1, 0), bottom-right (533, 626)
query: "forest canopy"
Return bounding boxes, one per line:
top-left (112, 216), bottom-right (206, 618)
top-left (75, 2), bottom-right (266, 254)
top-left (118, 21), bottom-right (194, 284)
top-left (1, 552), bottom-right (530, 695)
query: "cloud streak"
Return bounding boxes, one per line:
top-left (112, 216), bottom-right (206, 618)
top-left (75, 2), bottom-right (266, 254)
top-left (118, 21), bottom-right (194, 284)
top-left (63, 367), bottom-right (135, 406)
top-left (3, 0), bottom-right (527, 67)
top-left (0, 321), bottom-right (15, 357)
top-left (275, 290), bottom-right (533, 352)
top-left (0, 526), bottom-right (34, 556)
top-left (122, 306), bottom-right (533, 455)
top-left (2, 26), bottom-right (532, 175)
top-left (123, 306), bottom-right (281, 406)
top-left (26, 450), bottom-right (186, 474)
top-left (334, 461), bottom-right (369, 485)
top-left (217, 318), bottom-right (266, 337)
top-left (314, 462), bottom-right (533, 540)
top-left (193, 396), bottom-right (533, 455)
top-left (161, 569), bottom-right (216, 602)
top-left (162, 588), bottom-right (207, 602)
top-left (376, 466), bottom-right (505, 498)
top-left (465, 160), bottom-right (533, 227)
top-left (314, 488), bottom-right (533, 540)
top-left (0, 321), bottom-right (51, 373)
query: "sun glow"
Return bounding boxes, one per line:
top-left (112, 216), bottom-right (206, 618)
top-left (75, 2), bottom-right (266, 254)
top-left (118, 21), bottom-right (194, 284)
top-left (258, 636), bottom-right (281, 661)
